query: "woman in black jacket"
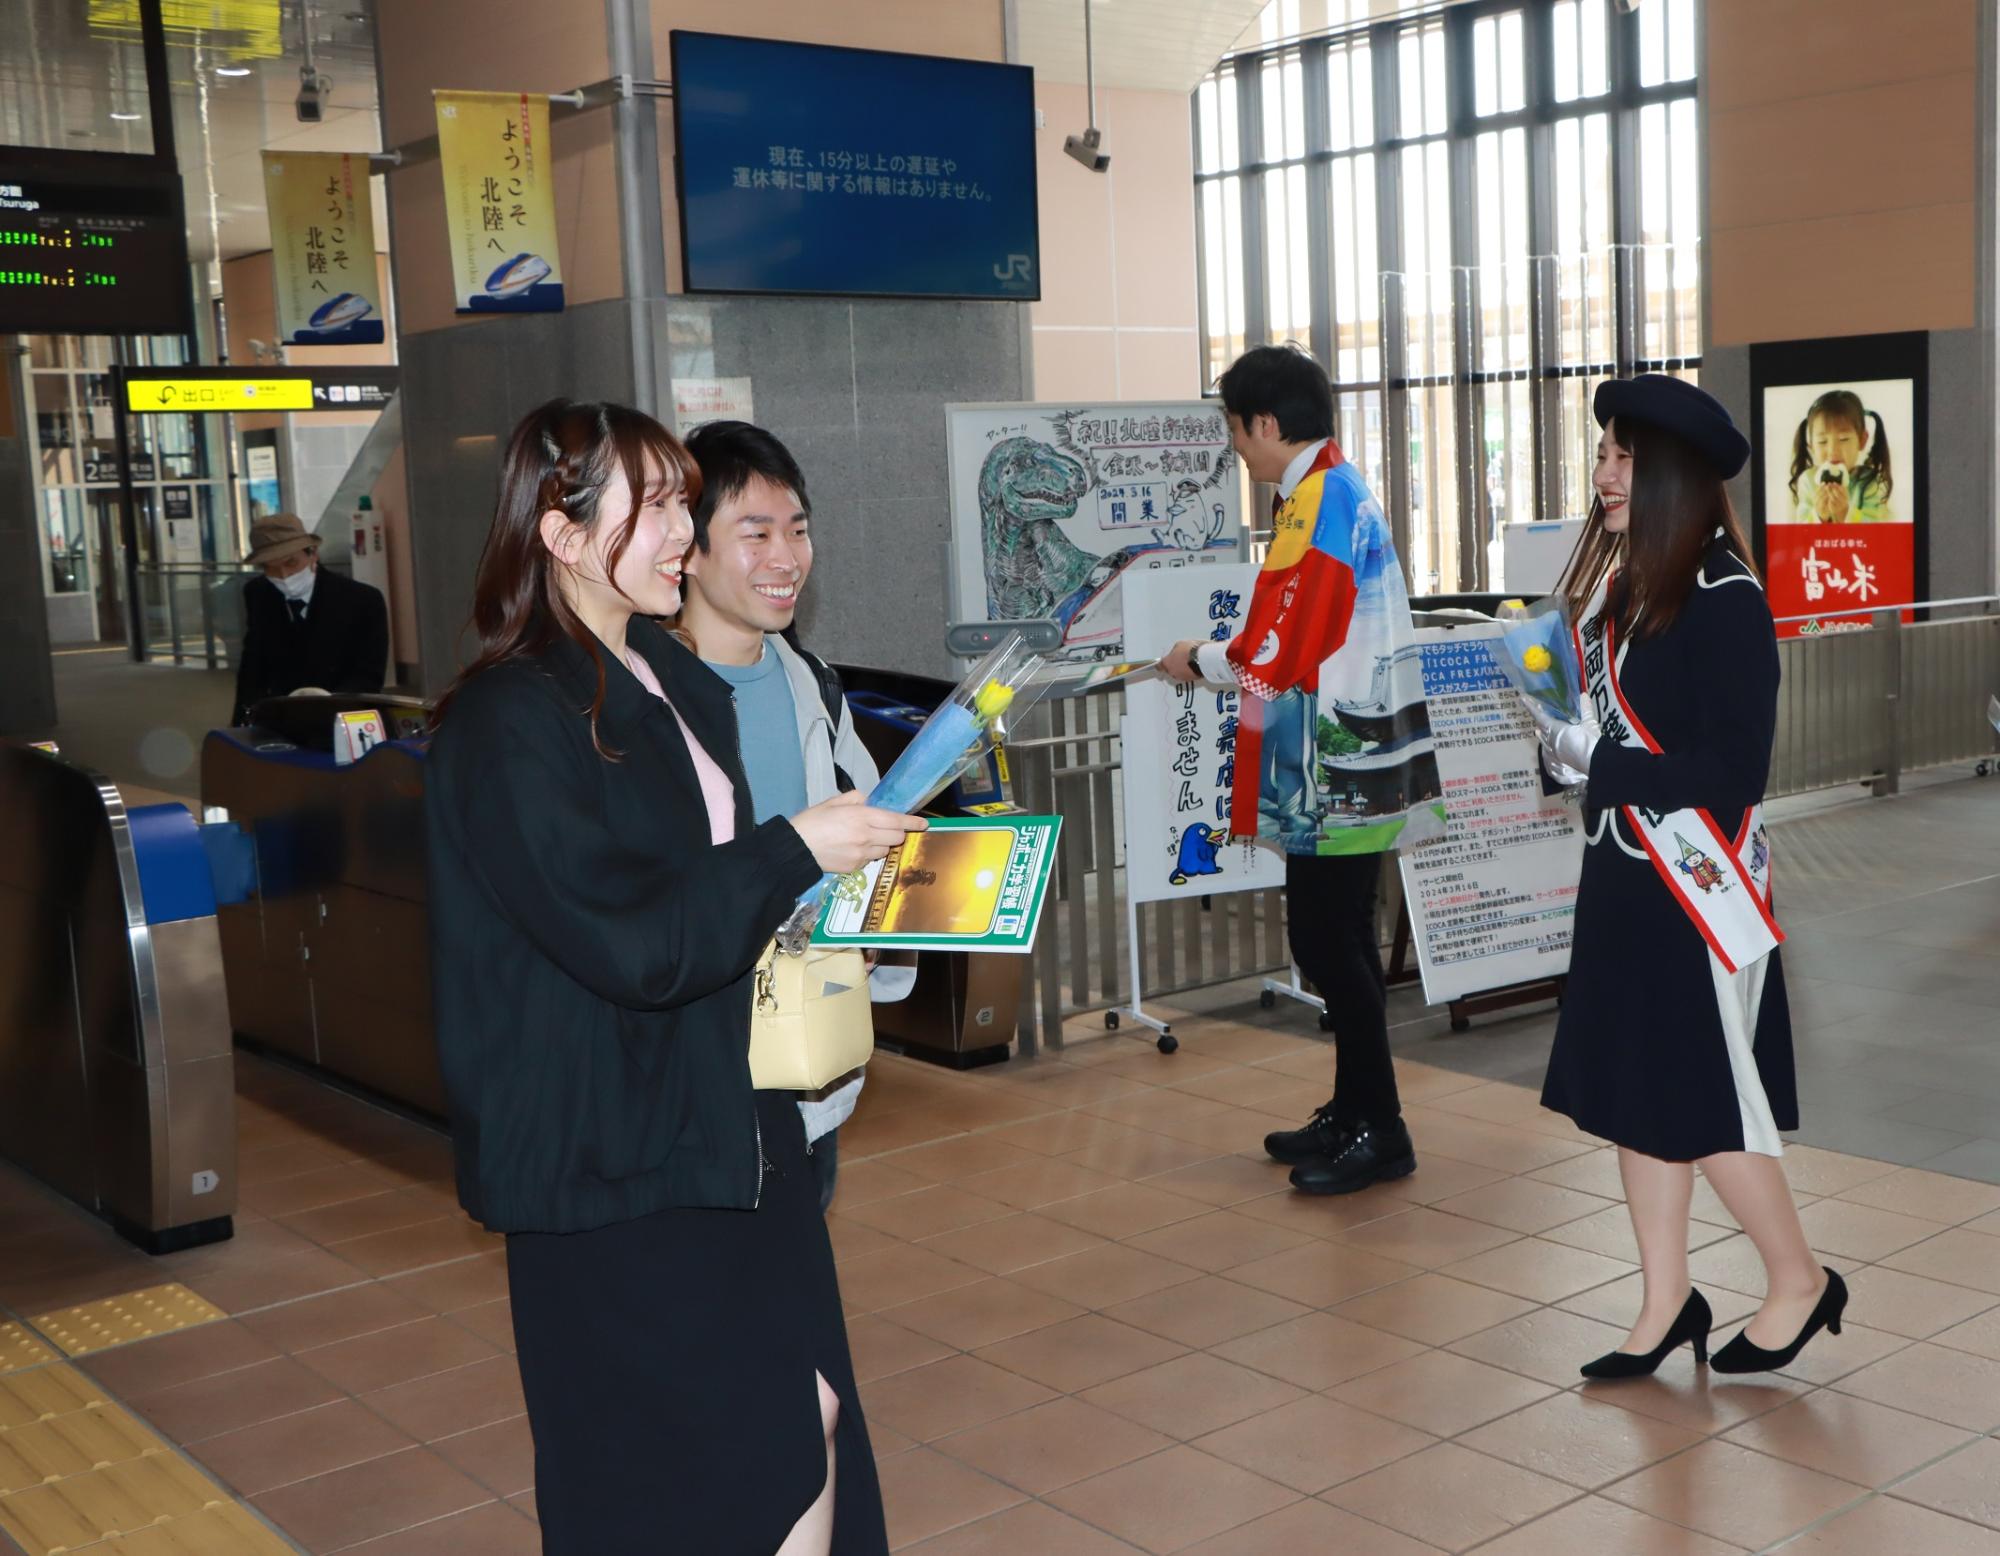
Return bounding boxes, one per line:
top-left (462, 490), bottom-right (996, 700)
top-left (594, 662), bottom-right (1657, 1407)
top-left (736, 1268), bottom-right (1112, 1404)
top-left (426, 400), bottom-right (923, 1554)
top-left (1527, 376), bottom-right (1843, 1382)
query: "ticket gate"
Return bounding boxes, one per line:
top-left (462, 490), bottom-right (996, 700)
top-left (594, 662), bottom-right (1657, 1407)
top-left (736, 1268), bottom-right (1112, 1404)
top-left (0, 743), bottom-right (247, 1252)
top-left (202, 696), bottom-right (441, 1116)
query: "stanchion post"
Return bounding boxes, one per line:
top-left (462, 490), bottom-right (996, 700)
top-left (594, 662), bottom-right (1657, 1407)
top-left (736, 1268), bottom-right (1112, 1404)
top-left (1874, 607), bottom-right (1902, 797)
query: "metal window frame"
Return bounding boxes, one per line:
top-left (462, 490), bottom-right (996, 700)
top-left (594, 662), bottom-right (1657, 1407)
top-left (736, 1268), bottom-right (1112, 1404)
top-left (1192, 0), bottom-right (1700, 589)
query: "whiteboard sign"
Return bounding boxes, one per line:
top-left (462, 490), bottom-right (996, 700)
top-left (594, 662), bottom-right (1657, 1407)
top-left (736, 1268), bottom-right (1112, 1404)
top-left (1120, 565), bottom-right (1284, 904)
top-left (1397, 624), bottom-right (1583, 1002)
top-left (947, 400), bottom-right (1244, 664)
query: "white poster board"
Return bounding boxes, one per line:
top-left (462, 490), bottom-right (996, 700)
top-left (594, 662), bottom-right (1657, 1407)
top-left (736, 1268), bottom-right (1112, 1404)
top-left (1397, 624), bottom-right (1584, 1003)
top-left (1120, 565), bottom-right (1284, 904)
top-left (946, 401), bottom-right (1243, 663)
top-left (1498, 520), bottom-right (1585, 595)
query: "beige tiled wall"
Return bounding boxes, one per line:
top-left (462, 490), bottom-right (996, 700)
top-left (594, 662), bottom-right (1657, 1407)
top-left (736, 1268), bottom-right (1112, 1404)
top-left (1031, 82), bottom-right (1203, 402)
top-left (1705, 0), bottom-right (1977, 345)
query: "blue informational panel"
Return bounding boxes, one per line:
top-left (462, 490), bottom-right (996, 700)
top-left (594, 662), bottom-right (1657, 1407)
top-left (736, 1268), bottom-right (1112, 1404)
top-left (670, 31), bottom-right (1040, 301)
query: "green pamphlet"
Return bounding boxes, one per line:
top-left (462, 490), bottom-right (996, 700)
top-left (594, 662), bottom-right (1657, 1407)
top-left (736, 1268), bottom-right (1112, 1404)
top-left (810, 816), bottom-right (1063, 953)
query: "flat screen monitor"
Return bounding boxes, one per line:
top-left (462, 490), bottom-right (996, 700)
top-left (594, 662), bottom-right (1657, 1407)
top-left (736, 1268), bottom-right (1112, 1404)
top-left (0, 152), bottom-right (190, 335)
top-left (671, 32), bottom-right (1040, 302)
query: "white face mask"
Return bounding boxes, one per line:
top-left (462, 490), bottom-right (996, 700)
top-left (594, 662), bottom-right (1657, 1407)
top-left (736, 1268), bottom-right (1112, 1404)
top-left (273, 565), bottom-right (315, 602)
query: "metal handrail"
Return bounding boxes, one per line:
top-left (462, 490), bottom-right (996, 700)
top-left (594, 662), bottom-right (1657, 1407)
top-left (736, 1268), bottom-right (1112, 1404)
top-left (1774, 593), bottom-right (1999, 626)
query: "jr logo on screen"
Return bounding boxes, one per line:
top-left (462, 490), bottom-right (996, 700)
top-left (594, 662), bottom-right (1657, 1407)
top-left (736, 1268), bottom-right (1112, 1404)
top-left (993, 255), bottom-right (1034, 284)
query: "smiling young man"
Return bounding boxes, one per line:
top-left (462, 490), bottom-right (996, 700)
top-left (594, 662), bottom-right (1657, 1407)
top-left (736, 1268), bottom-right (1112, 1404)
top-left (678, 420), bottom-right (910, 1210)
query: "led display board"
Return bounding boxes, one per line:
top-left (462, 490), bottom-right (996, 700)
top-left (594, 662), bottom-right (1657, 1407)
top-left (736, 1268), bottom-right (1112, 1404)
top-left (670, 31), bottom-right (1040, 301)
top-left (0, 153), bottom-right (191, 335)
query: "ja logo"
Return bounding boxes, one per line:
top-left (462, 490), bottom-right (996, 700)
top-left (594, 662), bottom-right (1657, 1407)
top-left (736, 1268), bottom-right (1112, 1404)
top-left (992, 254), bottom-right (1033, 283)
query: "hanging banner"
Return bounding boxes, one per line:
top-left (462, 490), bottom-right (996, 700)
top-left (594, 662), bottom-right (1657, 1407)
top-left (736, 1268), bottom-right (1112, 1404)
top-left (262, 152), bottom-right (384, 344)
top-left (1120, 565), bottom-right (1285, 905)
top-left (1750, 335), bottom-right (1927, 641)
top-left (434, 90), bottom-right (565, 314)
top-left (1397, 624), bottom-right (1583, 1003)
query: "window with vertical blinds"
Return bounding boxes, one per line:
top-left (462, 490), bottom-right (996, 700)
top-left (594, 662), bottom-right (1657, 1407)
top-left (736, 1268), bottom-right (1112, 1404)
top-left (1194, 0), bottom-right (1701, 591)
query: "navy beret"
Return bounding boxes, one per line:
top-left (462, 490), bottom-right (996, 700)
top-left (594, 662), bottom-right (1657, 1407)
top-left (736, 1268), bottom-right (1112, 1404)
top-left (1594, 374), bottom-right (1749, 481)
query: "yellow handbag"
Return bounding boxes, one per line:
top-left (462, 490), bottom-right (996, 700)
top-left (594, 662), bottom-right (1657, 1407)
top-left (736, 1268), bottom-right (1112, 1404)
top-left (746, 939), bottom-right (875, 1091)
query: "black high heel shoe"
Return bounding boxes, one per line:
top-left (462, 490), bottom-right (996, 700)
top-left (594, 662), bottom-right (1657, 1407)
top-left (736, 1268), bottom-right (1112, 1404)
top-left (1710, 1267), bottom-right (1847, 1375)
top-left (1580, 1288), bottom-right (1712, 1380)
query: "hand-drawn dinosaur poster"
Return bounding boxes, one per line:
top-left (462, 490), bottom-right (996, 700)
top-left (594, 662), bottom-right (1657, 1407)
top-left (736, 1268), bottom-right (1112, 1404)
top-left (946, 402), bottom-right (1244, 663)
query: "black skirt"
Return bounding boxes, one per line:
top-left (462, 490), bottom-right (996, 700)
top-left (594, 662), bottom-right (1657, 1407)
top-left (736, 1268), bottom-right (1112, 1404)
top-left (1542, 809), bottom-right (1798, 1161)
top-left (506, 1091), bottom-right (888, 1555)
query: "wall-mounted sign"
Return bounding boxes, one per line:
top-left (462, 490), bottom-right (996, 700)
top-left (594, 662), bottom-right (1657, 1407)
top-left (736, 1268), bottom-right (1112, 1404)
top-left (670, 376), bottom-right (754, 433)
top-left (0, 152), bottom-right (190, 335)
top-left (121, 366), bottom-right (399, 415)
top-left (262, 151), bottom-right (384, 345)
top-left (434, 90), bottom-right (564, 314)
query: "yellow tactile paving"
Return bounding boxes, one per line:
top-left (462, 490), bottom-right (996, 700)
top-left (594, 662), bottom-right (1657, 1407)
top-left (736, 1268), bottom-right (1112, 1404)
top-left (28, 1285), bottom-right (226, 1358)
top-left (0, 1405), bottom-right (167, 1496)
top-left (96, 1499), bottom-right (296, 1555)
top-left (0, 1449), bottom-right (226, 1555)
top-left (0, 1325), bottom-right (58, 1378)
top-left (0, 1368), bottom-right (106, 1431)
top-left (0, 1360), bottom-right (293, 1555)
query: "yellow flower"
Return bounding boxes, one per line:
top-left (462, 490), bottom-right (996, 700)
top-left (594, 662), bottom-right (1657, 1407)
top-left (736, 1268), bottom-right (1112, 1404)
top-left (1522, 645), bottom-right (1553, 673)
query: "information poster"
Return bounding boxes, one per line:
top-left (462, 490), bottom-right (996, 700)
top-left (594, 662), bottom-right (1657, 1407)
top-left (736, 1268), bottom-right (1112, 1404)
top-left (1397, 624), bottom-right (1583, 1003)
top-left (1751, 334), bottom-right (1927, 640)
top-left (671, 376), bottom-right (754, 433)
top-left (1120, 565), bottom-right (1285, 904)
top-left (946, 401), bottom-right (1243, 663)
top-left (434, 90), bottom-right (565, 314)
top-left (261, 151), bottom-right (384, 344)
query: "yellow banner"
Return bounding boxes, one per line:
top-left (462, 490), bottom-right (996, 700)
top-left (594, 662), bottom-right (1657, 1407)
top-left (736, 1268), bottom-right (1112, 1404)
top-left (261, 151), bottom-right (383, 345)
top-left (434, 90), bottom-right (565, 314)
top-left (126, 377), bottom-right (314, 412)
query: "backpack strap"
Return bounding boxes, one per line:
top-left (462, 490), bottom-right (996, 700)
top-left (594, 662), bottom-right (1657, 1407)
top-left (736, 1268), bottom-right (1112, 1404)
top-left (796, 645), bottom-right (856, 794)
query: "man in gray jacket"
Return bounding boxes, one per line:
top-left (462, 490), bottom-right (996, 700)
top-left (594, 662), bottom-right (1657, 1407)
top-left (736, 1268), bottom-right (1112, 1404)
top-left (679, 421), bottom-right (913, 1210)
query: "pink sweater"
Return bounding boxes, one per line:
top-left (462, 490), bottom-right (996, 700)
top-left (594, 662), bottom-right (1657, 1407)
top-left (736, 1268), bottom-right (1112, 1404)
top-left (627, 650), bottom-right (735, 845)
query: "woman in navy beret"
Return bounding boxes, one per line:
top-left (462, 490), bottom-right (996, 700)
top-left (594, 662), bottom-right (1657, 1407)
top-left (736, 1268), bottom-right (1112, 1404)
top-left (1524, 375), bottom-right (1844, 1380)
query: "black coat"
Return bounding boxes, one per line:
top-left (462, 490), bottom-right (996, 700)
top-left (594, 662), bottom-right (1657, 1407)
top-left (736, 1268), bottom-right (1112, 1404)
top-left (232, 567), bottom-right (390, 724)
top-left (424, 620), bottom-right (822, 1234)
top-left (1541, 539), bottom-right (1797, 1160)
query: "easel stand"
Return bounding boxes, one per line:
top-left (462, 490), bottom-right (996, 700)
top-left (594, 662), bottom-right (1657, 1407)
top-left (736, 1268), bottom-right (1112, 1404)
top-left (1114, 897), bottom-right (1182, 1053)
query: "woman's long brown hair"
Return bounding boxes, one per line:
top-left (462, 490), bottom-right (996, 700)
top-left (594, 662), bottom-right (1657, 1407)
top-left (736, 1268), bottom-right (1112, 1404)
top-left (1559, 412), bottom-right (1759, 641)
top-left (429, 399), bottom-right (701, 756)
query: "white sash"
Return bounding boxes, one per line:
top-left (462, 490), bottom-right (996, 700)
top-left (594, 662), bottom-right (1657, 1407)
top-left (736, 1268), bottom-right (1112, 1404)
top-left (1575, 575), bottom-right (1783, 975)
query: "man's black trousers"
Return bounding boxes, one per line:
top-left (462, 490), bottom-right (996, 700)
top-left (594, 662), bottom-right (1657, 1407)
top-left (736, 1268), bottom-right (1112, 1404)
top-left (1284, 850), bottom-right (1401, 1124)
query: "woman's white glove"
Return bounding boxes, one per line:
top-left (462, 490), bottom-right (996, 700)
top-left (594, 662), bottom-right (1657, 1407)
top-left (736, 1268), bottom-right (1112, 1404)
top-left (1522, 696), bottom-right (1600, 787)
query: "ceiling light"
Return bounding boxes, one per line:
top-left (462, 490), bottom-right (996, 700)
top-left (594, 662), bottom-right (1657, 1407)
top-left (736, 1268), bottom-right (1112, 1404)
top-left (110, 112), bottom-right (143, 121)
top-left (215, 64), bottom-right (253, 77)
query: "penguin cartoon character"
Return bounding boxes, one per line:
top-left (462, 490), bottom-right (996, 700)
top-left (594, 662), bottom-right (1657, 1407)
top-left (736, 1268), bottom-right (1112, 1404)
top-left (1170, 822), bottom-right (1224, 887)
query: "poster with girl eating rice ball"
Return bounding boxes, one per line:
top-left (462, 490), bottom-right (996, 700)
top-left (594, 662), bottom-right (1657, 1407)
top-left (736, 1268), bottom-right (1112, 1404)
top-left (1751, 335), bottom-right (1926, 642)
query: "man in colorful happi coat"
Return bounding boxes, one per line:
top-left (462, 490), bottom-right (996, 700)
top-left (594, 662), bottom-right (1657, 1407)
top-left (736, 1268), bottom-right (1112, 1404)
top-left (1162, 345), bottom-right (1443, 1196)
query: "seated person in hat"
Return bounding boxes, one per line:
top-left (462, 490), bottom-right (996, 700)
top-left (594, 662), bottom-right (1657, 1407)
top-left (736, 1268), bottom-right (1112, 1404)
top-left (231, 512), bottom-right (390, 725)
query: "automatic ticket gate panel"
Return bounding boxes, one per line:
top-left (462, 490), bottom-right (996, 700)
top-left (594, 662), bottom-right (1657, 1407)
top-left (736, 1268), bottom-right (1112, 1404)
top-left (203, 713), bottom-right (442, 1117)
top-left (0, 744), bottom-right (241, 1251)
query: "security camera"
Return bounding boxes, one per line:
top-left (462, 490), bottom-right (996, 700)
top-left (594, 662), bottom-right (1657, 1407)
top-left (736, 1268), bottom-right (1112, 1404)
top-left (296, 65), bottom-right (331, 124)
top-left (1064, 126), bottom-right (1109, 173)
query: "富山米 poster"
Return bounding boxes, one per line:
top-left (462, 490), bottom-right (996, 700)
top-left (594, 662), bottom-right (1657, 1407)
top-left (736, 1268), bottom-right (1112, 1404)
top-left (434, 90), bottom-right (566, 314)
top-left (1750, 333), bottom-right (1926, 640)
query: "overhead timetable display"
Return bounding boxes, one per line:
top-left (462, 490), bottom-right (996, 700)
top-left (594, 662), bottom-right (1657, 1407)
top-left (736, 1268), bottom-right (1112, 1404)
top-left (0, 161), bottom-right (190, 335)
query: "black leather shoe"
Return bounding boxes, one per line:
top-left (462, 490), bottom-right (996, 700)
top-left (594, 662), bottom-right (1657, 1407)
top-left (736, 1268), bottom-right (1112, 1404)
top-left (1710, 1268), bottom-right (1847, 1375)
top-left (1288, 1117), bottom-right (1415, 1195)
top-left (1580, 1288), bottom-right (1712, 1380)
top-left (1263, 1101), bottom-right (1349, 1165)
